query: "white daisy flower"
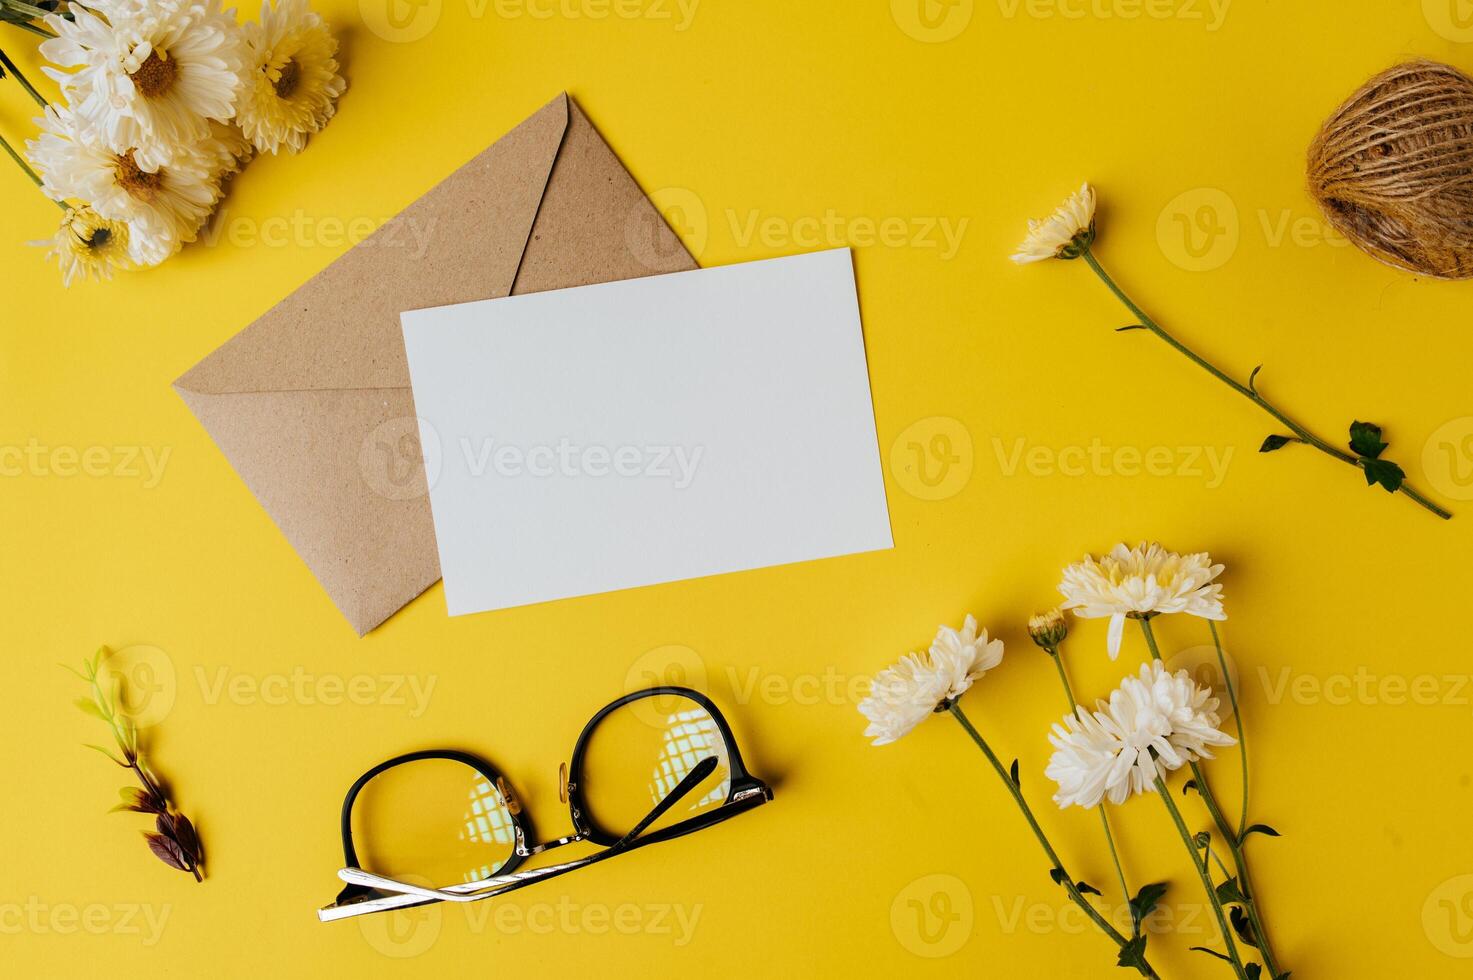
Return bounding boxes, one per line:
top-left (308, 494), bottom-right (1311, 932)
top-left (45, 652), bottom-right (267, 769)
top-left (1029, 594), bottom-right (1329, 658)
top-left (28, 105), bottom-right (215, 265)
top-left (1011, 182), bottom-right (1096, 264)
top-left (41, 0), bottom-right (247, 172)
top-left (1046, 661), bottom-right (1235, 809)
top-left (200, 118), bottom-right (254, 179)
top-left (34, 204), bottom-right (136, 286)
top-left (859, 615), bottom-right (1005, 745)
top-left (235, 0), bottom-right (345, 155)
top-left (1058, 542), bottom-right (1226, 659)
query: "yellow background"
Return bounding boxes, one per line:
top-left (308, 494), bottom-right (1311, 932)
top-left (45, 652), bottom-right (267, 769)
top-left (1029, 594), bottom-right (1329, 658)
top-left (5, 0), bottom-right (1473, 976)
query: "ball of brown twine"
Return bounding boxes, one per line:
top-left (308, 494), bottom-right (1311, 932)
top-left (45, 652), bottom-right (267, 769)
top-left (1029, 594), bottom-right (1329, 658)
top-left (1307, 59), bottom-right (1473, 280)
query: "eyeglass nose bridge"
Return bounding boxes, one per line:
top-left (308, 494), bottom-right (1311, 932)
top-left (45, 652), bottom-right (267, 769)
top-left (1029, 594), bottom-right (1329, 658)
top-left (510, 762), bottom-right (589, 858)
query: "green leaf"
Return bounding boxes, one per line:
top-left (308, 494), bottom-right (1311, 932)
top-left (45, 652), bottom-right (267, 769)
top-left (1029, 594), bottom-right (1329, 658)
top-left (1009, 759), bottom-right (1020, 788)
top-left (1183, 779), bottom-right (1199, 796)
top-left (1190, 946), bottom-right (1233, 963)
top-left (110, 787), bottom-right (159, 815)
top-left (1116, 324), bottom-right (1147, 332)
top-left (1116, 934), bottom-right (1150, 973)
top-left (1349, 420), bottom-right (1388, 460)
top-left (1129, 882), bottom-right (1169, 929)
top-left (1259, 434), bottom-right (1297, 453)
top-left (1248, 364), bottom-right (1264, 394)
top-left (1193, 831), bottom-right (1212, 848)
top-left (74, 697), bottom-right (105, 720)
top-left (1241, 824), bottom-right (1282, 843)
top-left (1230, 905), bottom-right (1259, 948)
top-left (82, 743), bottom-right (125, 766)
top-left (1362, 458), bottom-right (1405, 493)
top-left (1246, 965), bottom-right (1262, 980)
top-left (1215, 876), bottom-right (1246, 906)
top-left (1048, 868), bottom-right (1099, 897)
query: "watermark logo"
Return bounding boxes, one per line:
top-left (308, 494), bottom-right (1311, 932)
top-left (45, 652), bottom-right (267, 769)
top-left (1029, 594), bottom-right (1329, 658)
top-left (104, 645), bottom-right (177, 730)
top-left (891, 873), bottom-right (973, 957)
top-left (359, 877), bottom-right (442, 958)
top-left (1165, 643), bottom-right (1239, 722)
top-left (1424, 874), bottom-right (1473, 957)
top-left (1422, 417), bottom-right (1473, 502)
top-left (624, 644), bottom-right (710, 727)
top-left (891, 0), bottom-right (974, 42)
top-left (890, 417), bottom-right (973, 501)
top-left (1157, 187), bottom-right (1239, 271)
top-left (359, 417), bottom-right (440, 501)
top-left (360, 0), bottom-right (442, 42)
top-left (1425, 0), bottom-right (1473, 42)
top-left (629, 186), bottom-right (710, 270)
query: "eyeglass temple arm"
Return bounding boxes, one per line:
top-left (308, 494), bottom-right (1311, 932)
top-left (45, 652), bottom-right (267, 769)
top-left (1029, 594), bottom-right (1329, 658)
top-left (337, 756), bottom-right (721, 905)
top-left (614, 755), bottom-right (719, 850)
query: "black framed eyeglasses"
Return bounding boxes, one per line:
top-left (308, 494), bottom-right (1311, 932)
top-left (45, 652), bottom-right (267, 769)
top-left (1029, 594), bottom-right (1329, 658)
top-left (317, 686), bottom-right (773, 922)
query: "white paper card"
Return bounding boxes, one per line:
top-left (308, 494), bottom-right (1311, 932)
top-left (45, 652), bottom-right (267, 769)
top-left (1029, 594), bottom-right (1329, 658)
top-left (401, 248), bottom-right (893, 616)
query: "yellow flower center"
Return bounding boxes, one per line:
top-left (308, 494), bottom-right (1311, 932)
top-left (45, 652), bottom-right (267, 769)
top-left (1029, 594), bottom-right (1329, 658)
top-left (114, 151), bottom-right (164, 203)
top-left (273, 58), bottom-right (301, 99)
top-left (129, 49), bottom-right (177, 99)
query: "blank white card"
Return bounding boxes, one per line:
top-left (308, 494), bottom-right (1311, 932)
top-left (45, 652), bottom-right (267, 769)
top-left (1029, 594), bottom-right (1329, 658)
top-left (401, 248), bottom-right (893, 616)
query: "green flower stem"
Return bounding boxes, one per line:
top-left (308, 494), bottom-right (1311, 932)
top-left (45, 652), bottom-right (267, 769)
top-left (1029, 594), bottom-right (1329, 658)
top-left (947, 703), bottom-right (1159, 978)
top-left (1209, 620), bottom-right (1249, 839)
top-left (1154, 773), bottom-right (1249, 979)
top-left (0, 127), bottom-right (41, 185)
top-left (0, 125), bottom-right (65, 211)
top-left (2, 16), bottom-right (53, 38)
top-left (1078, 247), bottom-right (1451, 520)
top-left (1047, 646), bottom-right (1135, 933)
top-left (0, 45), bottom-right (49, 107)
top-left (1139, 618), bottom-right (1284, 979)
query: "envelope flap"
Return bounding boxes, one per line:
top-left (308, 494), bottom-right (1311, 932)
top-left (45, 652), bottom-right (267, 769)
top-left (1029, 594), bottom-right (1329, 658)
top-left (173, 94), bottom-right (572, 396)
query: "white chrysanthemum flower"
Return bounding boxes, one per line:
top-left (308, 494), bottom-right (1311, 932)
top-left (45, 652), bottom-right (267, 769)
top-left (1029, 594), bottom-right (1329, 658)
top-left (199, 118), bottom-right (254, 179)
top-left (33, 205), bottom-right (136, 286)
top-left (235, 0), bottom-right (345, 155)
top-left (1047, 661), bottom-right (1235, 809)
top-left (859, 615), bottom-right (1005, 746)
top-left (1011, 182), bottom-right (1096, 264)
top-left (41, 0), bottom-right (247, 171)
top-left (28, 105), bottom-right (214, 265)
top-left (1058, 542), bottom-right (1226, 659)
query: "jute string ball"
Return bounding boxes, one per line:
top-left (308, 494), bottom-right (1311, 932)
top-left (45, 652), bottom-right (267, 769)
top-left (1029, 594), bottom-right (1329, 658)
top-left (1307, 59), bottom-right (1473, 280)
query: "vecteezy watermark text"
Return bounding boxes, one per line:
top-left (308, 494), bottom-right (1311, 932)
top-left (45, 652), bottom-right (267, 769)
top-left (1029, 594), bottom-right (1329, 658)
top-left (992, 437), bottom-right (1235, 489)
top-left (194, 667), bottom-right (437, 719)
top-left (0, 899), bottom-right (171, 947)
top-left (0, 440), bottom-right (170, 488)
top-left (458, 438), bottom-right (704, 490)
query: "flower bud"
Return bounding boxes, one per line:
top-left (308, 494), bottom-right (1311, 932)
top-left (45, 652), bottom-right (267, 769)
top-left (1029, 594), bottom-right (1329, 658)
top-left (1028, 608), bottom-right (1069, 652)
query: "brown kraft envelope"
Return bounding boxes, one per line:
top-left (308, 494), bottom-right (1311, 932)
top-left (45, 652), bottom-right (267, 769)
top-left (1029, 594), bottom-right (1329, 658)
top-left (173, 93), bottom-right (697, 635)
